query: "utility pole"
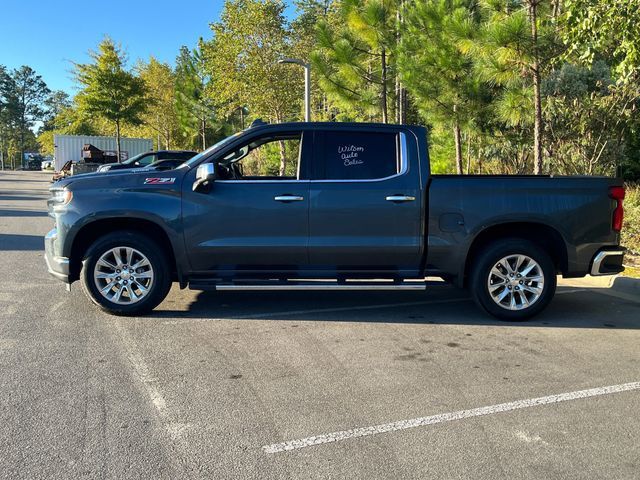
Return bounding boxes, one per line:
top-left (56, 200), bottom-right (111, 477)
top-left (277, 58), bottom-right (311, 122)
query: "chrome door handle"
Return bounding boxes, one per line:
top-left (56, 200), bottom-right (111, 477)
top-left (386, 195), bottom-right (416, 202)
top-left (274, 195), bottom-right (304, 202)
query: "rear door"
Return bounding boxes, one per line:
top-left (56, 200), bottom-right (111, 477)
top-left (308, 128), bottom-right (424, 273)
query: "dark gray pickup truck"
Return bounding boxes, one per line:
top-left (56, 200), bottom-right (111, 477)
top-left (45, 121), bottom-right (626, 320)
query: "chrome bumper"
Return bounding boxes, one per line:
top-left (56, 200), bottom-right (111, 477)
top-left (590, 249), bottom-right (625, 276)
top-left (45, 228), bottom-right (70, 282)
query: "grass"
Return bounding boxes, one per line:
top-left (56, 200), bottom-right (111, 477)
top-left (623, 264), bottom-right (640, 278)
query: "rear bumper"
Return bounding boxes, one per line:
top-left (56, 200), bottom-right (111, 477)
top-left (590, 248), bottom-right (625, 276)
top-left (44, 228), bottom-right (70, 283)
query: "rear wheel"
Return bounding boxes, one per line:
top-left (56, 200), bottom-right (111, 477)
top-left (470, 238), bottom-right (556, 321)
top-left (81, 231), bottom-right (172, 315)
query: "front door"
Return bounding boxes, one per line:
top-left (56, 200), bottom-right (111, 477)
top-left (182, 131), bottom-right (310, 274)
top-left (308, 129), bottom-right (424, 274)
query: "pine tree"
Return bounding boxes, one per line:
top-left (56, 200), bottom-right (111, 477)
top-left (175, 45), bottom-right (215, 150)
top-left (399, 0), bottom-right (486, 174)
top-left (462, 0), bottom-right (559, 174)
top-left (312, 0), bottom-right (401, 123)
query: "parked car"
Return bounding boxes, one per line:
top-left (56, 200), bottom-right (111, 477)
top-left (45, 121), bottom-right (626, 319)
top-left (96, 150), bottom-right (197, 172)
top-left (41, 159), bottom-right (54, 170)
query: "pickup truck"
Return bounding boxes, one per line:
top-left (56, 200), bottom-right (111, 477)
top-left (45, 121), bottom-right (626, 320)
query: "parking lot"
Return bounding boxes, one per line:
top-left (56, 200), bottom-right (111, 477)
top-left (1, 170), bottom-right (639, 479)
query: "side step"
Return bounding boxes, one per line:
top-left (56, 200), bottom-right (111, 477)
top-left (189, 280), bottom-right (434, 291)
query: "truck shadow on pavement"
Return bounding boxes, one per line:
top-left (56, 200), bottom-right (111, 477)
top-left (151, 285), bottom-right (640, 330)
top-left (0, 233), bottom-right (44, 251)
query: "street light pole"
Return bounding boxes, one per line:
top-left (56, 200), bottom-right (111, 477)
top-left (277, 58), bottom-right (311, 122)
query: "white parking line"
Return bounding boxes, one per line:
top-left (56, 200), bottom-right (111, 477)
top-left (263, 381), bottom-right (640, 454)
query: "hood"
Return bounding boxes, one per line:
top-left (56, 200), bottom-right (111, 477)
top-left (52, 165), bottom-right (189, 191)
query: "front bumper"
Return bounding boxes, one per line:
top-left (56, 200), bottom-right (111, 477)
top-left (590, 248), bottom-right (625, 276)
top-left (44, 228), bottom-right (70, 283)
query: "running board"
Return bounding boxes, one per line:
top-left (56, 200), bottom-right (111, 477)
top-left (189, 280), bottom-right (433, 291)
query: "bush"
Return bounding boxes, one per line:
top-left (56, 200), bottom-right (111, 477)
top-left (622, 184), bottom-right (640, 261)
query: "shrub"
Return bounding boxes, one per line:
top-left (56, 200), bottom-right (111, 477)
top-left (622, 184), bottom-right (640, 261)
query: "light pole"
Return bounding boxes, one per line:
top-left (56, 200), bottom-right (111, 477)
top-left (277, 58), bottom-right (311, 122)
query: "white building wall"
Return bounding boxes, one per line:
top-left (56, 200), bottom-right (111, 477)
top-left (53, 135), bottom-right (153, 170)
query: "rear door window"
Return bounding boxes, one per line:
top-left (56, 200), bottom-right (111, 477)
top-left (315, 131), bottom-right (400, 180)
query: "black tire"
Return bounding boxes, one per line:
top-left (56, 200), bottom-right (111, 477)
top-left (470, 238), bottom-right (556, 321)
top-left (81, 231), bottom-right (172, 316)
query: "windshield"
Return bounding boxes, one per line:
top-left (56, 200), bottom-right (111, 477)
top-left (180, 131), bottom-right (246, 168)
top-left (121, 152), bottom-right (148, 165)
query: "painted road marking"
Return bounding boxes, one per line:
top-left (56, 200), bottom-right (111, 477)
top-left (263, 381), bottom-right (640, 454)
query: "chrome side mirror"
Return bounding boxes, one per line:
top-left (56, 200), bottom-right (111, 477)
top-left (193, 163), bottom-right (216, 192)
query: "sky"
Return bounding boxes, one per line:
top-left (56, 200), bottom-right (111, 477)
top-left (0, 0), bottom-right (294, 95)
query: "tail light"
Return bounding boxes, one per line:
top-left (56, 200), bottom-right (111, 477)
top-left (609, 186), bottom-right (625, 232)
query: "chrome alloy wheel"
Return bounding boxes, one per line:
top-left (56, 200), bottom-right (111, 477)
top-left (93, 247), bottom-right (154, 305)
top-left (487, 254), bottom-right (544, 311)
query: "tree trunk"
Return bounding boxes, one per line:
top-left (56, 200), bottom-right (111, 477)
top-left (115, 120), bottom-right (122, 163)
top-left (278, 139), bottom-right (287, 177)
top-left (20, 120), bottom-right (25, 170)
top-left (381, 47), bottom-right (388, 124)
top-left (466, 132), bottom-right (472, 174)
top-left (529, 1), bottom-right (543, 175)
top-left (453, 121), bottom-right (463, 175)
top-left (201, 118), bottom-right (207, 150)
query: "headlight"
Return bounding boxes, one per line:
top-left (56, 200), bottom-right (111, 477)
top-left (52, 189), bottom-right (73, 205)
top-left (97, 165), bottom-right (111, 172)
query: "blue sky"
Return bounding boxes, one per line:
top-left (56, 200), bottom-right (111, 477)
top-left (0, 0), bottom-right (296, 95)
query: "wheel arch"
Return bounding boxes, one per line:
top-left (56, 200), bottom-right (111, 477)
top-left (68, 217), bottom-right (179, 284)
top-left (463, 222), bottom-right (568, 288)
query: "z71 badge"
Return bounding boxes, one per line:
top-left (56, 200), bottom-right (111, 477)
top-left (144, 177), bottom-right (176, 185)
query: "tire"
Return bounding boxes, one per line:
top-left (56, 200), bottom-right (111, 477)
top-left (81, 231), bottom-right (172, 316)
top-left (470, 238), bottom-right (556, 321)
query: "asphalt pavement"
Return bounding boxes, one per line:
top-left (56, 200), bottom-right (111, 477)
top-left (1, 170), bottom-right (639, 479)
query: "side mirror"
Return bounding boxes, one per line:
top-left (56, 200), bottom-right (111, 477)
top-left (193, 163), bottom-right (216, 192)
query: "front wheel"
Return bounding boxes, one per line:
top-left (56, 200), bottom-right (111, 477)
top-left (470, 238), bottom-right (556, 321)
top-left (81, 231), bottom-right (172, 315)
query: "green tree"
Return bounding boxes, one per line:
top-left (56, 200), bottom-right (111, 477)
top-left (462, 0), bottom-right (560, 174)
top-left (201, 0), bottom-right (301, 173)
top-left (313, 0), bottom-right (401, 123)
top-left (175, 45), bottom-right (216, 150)
top-left (562, 0), bottom-right (640, 81)
top-left (291, 0), bottom-right (338, 120)
top-left (41, 90), bottom-right (71, 132)
top-left (542, 61), bottom-right (637, 175)
top-left (9, 66), bottom-right (50, 167)
top-left (399, 0), bottom-right (486, 173)
top-left (0, 65), bottom-right (14, 169)
top-left (74, 37), bottom-right (147, 162)
top-left (138, 57), bottom-right (180, 149)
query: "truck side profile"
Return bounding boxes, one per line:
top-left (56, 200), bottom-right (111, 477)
top-left (45, 122), bottom-right (626, 320)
